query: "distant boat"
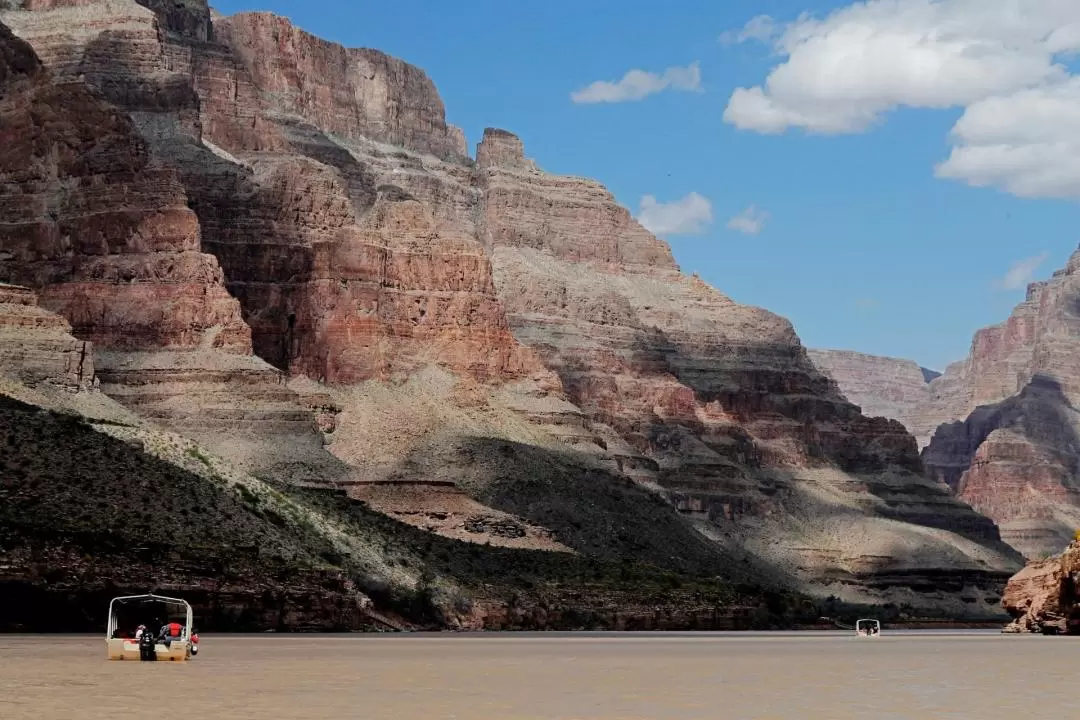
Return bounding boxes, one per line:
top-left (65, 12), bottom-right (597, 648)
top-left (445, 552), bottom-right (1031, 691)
top-left (105, 593), bottom-right (195, 661)
top-left (855, 619), bottom-right (881, 637)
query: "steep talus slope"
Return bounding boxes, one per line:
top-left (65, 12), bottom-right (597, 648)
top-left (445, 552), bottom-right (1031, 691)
top-left (808, 349), bottom-right (936, 437)
top-left (1, 0), bottom-right (1023, 620)
top-left (920, 249), bottom-right (1080, 559)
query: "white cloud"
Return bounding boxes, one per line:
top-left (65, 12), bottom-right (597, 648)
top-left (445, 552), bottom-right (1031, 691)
top-left (571, 62), bottom-right (701, 104)
top-left (719, 14), bottom-right (778, 45)
top-left (726, 205), bottom-right (769, 235)
top-left (721, 1), bottom-right (1080, 198)
top-left (936, 79), bottom-right (1080, 198)
top-left (636, 192), bottom-right (713, 235)
top-left (997, 252), bottom-right (1050, 291)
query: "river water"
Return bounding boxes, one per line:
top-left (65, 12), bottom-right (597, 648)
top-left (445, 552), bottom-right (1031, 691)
top-left (0, 632), bottom-right (1075, 719)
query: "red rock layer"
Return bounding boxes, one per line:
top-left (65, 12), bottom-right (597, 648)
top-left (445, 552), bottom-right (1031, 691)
top-left (9, 2), bottom-right (546, 386)
top-left (922, 376), bottom-right (1080, 558)
top-left (0, 12), bottom-right (341, 481)
top-left (211, 12), bottom-right (467, 161)
top-left (0, 15), bottom-right (249, 352)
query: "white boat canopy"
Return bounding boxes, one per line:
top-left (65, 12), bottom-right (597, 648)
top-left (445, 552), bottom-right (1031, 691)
top-left (106, 594), bottom-right (193, 640)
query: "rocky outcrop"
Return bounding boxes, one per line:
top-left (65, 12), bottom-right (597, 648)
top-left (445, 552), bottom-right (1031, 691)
top-left (1002, 538), bottom-right (1080, 634)
top-left (919, 249), bottom-right (1080, 559)
top-left (0, 283), bottom-right (93, 389)
top-left (807, 349), bottom-right (936, 436)
top-left (211, 12), bottom-right (467, 161)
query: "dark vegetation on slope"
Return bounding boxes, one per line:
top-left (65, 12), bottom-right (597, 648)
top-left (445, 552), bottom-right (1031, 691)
top-left (0, 392), bottom-right (857, 631)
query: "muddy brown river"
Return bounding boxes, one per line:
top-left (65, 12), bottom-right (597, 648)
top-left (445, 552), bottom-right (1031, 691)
top-left (1, 632), bottom-right (1075, 718)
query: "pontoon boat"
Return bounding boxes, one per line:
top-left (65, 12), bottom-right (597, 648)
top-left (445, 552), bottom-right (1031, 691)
top-left (855, 619), bottom-right (881, 637)
top-left (106, 594), bottom-right (194, 661)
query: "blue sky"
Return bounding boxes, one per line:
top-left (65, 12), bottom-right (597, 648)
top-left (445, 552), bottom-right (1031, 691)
top-left (213, 0), bottom-right (1080, 370)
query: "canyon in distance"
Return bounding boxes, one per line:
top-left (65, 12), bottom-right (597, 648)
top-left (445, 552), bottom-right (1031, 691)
top-left (0, 0), bottom-right (1077, 637)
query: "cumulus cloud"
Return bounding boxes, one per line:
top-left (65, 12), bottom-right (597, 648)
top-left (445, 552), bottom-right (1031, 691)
top-left (726, 205), bottom-right (769, 235)
top-left (636, 192), bottom-right (713, 235)
top-left (721, 1), bottom-right (1080, 199)
top-left (723, 2), bottom-right (1079, 134)
top-left (997, 252), bottom-right (1050, 291)
top-left (936, 79), bottom-right (1080, 198)
top-left (571, 62), bottom-right (701, 104)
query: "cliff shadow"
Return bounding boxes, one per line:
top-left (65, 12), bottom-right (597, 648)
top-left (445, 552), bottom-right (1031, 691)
top-left (0, 392), bottom-right (378, 631)
top-left (375, 433), bottom-right (796, 589)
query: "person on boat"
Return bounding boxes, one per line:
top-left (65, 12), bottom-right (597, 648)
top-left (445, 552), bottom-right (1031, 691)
top-left (135, 624), bottom-right (146, 640)
top-left (138, 627), bottom-right (157, 661)
top-left (160, 621), bottom-right (182, 648)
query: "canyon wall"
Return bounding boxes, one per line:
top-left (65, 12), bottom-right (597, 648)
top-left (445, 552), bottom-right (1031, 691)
top-left (919, 251), bottom-right (1080, 559)
top-left (807, 349), bottom-right (936, 437)
top-left (474, 128), bottom-right (1020, 610)
top-left (0, 1), bottom-right (1026, 618)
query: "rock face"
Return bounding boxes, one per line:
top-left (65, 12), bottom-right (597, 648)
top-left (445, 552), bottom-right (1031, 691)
top-left (1002, 538), bottom-right (1080, 634)
top-left (0, 283), bottom-right (92, 389)
top-left (923, 376), bottom-right (1080, 558)
top-left (807, 349), bottom-right (936, 437)
top-left (211, 12), bottom-right (467, 161)
top-left (475, 127), bottom-right (1019, 610)
top-left (0, 11), bottom-right (341, 480)
top-left (920, 249), bottom-right (1080, 559)
top-left (0, 15), bottom-right (248, 352)
top-left (0, 0), bottom-right (1025, 619)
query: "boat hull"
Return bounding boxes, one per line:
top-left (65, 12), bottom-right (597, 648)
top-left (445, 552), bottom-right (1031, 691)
top-left (107, 638), bottom-right (190, 661)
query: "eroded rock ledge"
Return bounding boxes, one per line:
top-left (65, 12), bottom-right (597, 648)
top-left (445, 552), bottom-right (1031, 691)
top-left (1003, 539), bottom-right (1080, 634)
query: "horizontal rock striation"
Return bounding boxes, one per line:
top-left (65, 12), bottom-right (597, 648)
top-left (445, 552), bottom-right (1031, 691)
top-left (477, 128), bottom-right (1019, 608)
top-left (0, 15), bottom-right (248, 351)
top-left (920, 249), bottom-right (1080, 558)
top-left (0, 12), bottom-right (337, 481)
top-left (923, 376), bottom-right (1080, 559)
top-left (807, 349), bottom-right (936, 438)
top-left (0, 283), bottom-right (93, 389)
top-left (211, 12), bottom-right (467, 161)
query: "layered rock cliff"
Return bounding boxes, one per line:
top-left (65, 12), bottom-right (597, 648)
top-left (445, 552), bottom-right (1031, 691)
top-left (1002, 538), bottom-right (1080, 634)
top-left (920, 250), bottom-right (1080, 559)
top-left (0, 284), bottom-right (92, 390)
top-left (0, 0), bottom-right (1026, 621)
top-left (473, 128), bottom-right (1019, 610)
top-left (807, 349), bottom-right (936, 435)
top-left (0, 12), bottom-right (344, 482)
